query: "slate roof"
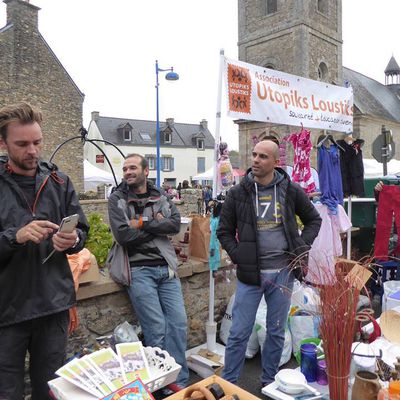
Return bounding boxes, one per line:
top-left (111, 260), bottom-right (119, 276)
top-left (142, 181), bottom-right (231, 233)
top-left (95, 116), bottom-right (215, 149)
top-left (385, 56), bottom-right (400, 75)
top-left (343, 67), bottom-right (400, 123)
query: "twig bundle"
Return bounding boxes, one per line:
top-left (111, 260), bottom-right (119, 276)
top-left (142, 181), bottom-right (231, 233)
top-left (318, 269), bottom-right (360, 400)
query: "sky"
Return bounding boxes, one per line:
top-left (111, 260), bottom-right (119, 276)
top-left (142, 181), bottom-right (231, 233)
top-left (0, 0), bottom-right (399, 151)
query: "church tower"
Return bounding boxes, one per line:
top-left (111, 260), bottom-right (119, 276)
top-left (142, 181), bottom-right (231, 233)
top-left (237, 0), bottom-right (343, 166)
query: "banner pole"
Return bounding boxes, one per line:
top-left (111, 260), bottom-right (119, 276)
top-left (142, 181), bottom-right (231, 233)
top-left (205, 49), bottom-right (225, 352)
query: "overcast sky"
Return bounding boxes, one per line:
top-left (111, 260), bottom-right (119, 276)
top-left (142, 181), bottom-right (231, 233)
top-left (1, 0), bottom-right (399, 150)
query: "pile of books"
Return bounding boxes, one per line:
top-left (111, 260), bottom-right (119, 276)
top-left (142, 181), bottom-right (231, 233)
top-left (56, 342), bottom-right (152, 398)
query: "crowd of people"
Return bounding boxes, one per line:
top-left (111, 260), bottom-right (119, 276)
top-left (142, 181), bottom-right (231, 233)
top-left (0, 102), bottom-right (322, 398)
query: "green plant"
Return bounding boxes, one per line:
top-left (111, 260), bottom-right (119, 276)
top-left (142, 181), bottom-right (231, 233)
top-left (85, 212), bottom-right (113, 267)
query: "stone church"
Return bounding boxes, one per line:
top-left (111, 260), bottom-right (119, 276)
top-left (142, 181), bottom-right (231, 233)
top-left (0, 0), bottom-right (84, 191)
top-left (237, 0), bottom-right (400, 170)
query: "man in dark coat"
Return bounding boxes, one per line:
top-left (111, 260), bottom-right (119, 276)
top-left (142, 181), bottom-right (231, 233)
top-left (0, 103), bottom-right (89, 400)
top-left (217, 140), bottom-right (321, 389)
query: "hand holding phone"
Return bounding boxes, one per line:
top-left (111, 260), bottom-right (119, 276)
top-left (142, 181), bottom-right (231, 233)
top-left (42, 214), bottom-right (79, 264)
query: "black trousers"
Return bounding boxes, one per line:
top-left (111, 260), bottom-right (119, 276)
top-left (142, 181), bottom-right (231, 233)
top-left (0, 310), bottom-right (69, 400)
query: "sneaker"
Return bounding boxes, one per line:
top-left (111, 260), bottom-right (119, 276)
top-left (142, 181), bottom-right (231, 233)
top-left (165, 383), bottom-right (184, 393)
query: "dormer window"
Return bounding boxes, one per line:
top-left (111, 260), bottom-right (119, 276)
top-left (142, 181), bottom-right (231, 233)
top-left (197, 138), bottom-right (205, 151)
top-left (123, 127), bottom-right (131, 141)
top-left (164, 131), bottom-right (172, 143)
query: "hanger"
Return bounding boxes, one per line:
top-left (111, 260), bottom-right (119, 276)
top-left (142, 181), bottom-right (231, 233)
top-left (317, 133), bottom-right (345, 151)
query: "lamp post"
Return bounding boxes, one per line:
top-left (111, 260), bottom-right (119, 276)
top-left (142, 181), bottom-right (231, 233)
top-left (155, 60), bottom-right (179, 188)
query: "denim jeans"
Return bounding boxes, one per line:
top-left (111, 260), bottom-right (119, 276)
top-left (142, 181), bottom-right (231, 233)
top-left (127, 265), bottom-right (189, 387)
top-left (222, 268), bottom-right (294, 385)
top-left (0, 310), bottom-right (69, 400)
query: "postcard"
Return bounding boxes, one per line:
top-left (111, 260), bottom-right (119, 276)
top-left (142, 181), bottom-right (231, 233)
top-left (86, 348), bottom-right (126, 390)
top-left (116, 342), bottom-right (151, 383)
top-left (56, 362), bottom-right (101, 398)
top-left (76, 356), bottom-right (114, 396)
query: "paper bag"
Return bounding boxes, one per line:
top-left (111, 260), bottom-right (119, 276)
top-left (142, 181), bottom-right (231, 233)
top-left (188, 215), bottom-right (210, 262)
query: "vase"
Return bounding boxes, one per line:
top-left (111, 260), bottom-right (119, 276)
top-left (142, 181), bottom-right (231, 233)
top-left (351, 370), bottom-right (381, 400)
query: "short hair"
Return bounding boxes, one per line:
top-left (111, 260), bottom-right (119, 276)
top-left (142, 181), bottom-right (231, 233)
top-left (0, 102), bottom-right (43, 141)
top-left (125, 153), bottom-right (148, 169)
top-left (261, 134), bottom-right (280, 146)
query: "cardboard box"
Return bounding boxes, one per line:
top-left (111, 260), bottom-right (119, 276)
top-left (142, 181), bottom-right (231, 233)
top-left (78, 254), bottom-right (100, 285)
top-left (335, 258), bottom-right (372, 290)
top-left (165, 375), bottom-right (262, 400)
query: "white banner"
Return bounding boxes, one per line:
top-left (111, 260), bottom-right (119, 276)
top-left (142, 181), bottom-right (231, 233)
top-left (224, 57), bottom-right (353, 133)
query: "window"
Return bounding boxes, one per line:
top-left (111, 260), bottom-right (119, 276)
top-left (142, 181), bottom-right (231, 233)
top-left (197, 138), bottom-right (205, 150)
top-left (123, 128), bottom-right (131, 141)
top-left (197, 157), bottom-right (206, 173)
top-left (164, 131), bottom-right (172, 143)
top-left (318, 62), bottom-right (328, 81)
top-left (266, 0), bottom-right (277, 15)
top-left (145, 155), bottom-right (156, 170)
top-left (317, 0), bottom-right (328, 14)
top-left (140, 132), bottom-right (152, 141)
top-left (161, 156), bottom-right (174, 171)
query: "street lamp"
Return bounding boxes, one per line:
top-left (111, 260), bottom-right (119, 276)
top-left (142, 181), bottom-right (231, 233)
top-left (155, 60), bottom-right (179, 188)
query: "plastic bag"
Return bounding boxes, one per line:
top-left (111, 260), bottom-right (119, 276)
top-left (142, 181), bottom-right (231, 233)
top-left (113, 321), bottom-right (139, 343)
top-left (255, 298), bottom-right (292, 366)
top-left (291, 281), bottom-right (320, 313)
top-left (219, 294), bottom-right (260, 358)
top-left (288, 310), bottom-right (320, 354)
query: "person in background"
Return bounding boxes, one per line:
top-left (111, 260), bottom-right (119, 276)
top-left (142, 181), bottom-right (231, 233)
top-left (0, 102), bottom-right (89, 399)
top-left (203, 185), bottom-right (213, 214)
top-left (177, 182), bottom-right (182, 199)
top-left (217, 140), bottom-right (321, 390)
top-left (182, 179), bottom-right (190, 189)
top-left (108, 153), bottom-right (189, 393)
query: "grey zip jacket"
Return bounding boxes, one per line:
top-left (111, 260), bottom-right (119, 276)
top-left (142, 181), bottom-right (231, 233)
top-left (108, 181), bottom-right (180, 273)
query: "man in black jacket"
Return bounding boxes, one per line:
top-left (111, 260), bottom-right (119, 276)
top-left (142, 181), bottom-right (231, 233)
top-left (217, 140), bottom-right (321, 389)
top-left (0, 103), bottom-right (89, 400)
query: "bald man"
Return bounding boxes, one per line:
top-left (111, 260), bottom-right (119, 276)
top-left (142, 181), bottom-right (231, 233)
top-left (217, 140), bottom-right (321, 390)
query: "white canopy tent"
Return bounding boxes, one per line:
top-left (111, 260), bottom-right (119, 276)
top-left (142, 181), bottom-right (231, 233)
top-left (84, 159), bottom-right (115, 191)
top-left (363, 158), bottom-right (400, 178)
top-left (192, 167), bottom-right (214, 181)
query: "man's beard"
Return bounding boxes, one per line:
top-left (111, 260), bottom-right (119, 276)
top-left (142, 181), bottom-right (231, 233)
top-left (128, 172), bottom-right (146, 189)
top-left (10, 156), bottom-right (39, 171)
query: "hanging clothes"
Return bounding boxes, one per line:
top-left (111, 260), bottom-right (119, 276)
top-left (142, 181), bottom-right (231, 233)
top-left (306, 203), bottom-right (352, 285)
top-left (288, 128), bottom-right (316, 194)
top-left (337, 139), bottom-right (365, 197)
top-left (374, 185), bottom-right (400, 260)
top-left (318, 145), bottom-right (344, 214)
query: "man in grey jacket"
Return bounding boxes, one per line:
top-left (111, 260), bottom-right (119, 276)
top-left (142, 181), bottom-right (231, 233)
top-left (108, 153), bottom-right (188, 391)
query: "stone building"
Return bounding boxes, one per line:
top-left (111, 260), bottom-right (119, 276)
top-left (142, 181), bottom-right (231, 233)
top-left (237, 0), bottom-right (400, 169)
top-left (0, 0), bottom-right (85, 191)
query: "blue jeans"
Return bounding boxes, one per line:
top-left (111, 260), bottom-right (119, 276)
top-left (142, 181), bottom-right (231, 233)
top-left (126, 265), bottom-right (189, 387)
top-left (222, 268), bottom-right (294, 385)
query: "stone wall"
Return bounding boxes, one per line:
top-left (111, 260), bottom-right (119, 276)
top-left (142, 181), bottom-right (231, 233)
top-left (80, 199), bottom-right (110, 225)
top-left (68, 261), bottom-right (236, 358)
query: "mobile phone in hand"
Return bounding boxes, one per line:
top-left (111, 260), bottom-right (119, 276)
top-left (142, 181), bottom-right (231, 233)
top-left (58, 214), bottom-right (79, 233)
top-left (42, 214), bottom-right (79, 264)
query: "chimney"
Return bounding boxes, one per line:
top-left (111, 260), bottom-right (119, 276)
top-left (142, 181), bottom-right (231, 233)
top-left (91, 111), bottom-right (100, 122)
top-left (166, 117), bottom-right (174, 127)
top-left (200, 119), bottom-right (208, 129)
top-left (4, 0), bottom-right (40, 30)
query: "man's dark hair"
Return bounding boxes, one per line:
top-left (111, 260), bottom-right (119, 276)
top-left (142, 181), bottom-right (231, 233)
top-left (0, 102), bottom-right (43, 141)
top-left (261, 134), bottom-right (280, 146)
top-left (125, 153), bottom-right (148, 169)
